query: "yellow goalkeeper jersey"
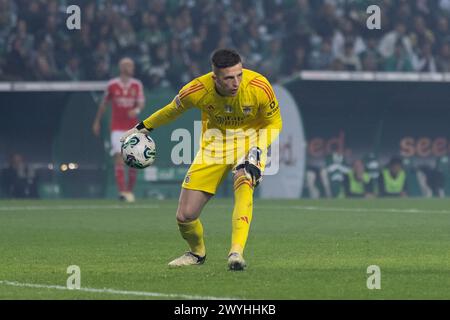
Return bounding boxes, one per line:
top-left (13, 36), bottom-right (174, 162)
top-left (143, 68), bottom-right (282, 161)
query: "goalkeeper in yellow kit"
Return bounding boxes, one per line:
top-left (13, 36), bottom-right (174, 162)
top-left (121, 49), bottom-right (282, 271)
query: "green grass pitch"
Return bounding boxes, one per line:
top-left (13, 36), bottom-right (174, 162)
top-left (0, 198), bottom-right (449, 300)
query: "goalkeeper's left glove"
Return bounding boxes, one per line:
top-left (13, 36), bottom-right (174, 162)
top-left (120, 122), bottom-right (153, 143)
top-left (235, 147), bottom-right (263, 187)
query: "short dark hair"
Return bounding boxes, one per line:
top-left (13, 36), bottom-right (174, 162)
top-left (211, 49), bottom-right (242, 69)
top-left (389, 156), bottom-right (403, 167)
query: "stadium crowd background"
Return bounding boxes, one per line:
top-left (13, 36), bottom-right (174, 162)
top-left (1, 0), bottom-right (450, 88)
top-left (1, 0), bottom-right (450, 199)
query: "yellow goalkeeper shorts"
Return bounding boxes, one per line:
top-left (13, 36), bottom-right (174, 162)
top-left (182, 161), bottom-right (232, 195)
top-left (181, 150), bottom-right (266, 195)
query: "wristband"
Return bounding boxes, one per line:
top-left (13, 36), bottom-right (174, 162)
top-left (136, 122), bottom-right (153, 132)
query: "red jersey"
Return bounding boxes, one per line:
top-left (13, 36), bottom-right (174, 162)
top-left (103, 77), bottom-right (145, 130)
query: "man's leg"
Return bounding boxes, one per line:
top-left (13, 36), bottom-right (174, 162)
top-left (228, 169), bottom-right (254, 270)
top-left (114, 153), bottom-right (127, 200)
top-left (127, 167), bottom-right (137, 199)
top-left (168, 188), bottom-right (213, 267)
top-left (111, 131), bottom-right (130, 201)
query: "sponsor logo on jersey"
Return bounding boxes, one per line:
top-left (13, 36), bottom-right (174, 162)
top-left (242, 106), bottom-right (252, 115)
top-left (266, 104), bottom-right (279, 117)
top-left (115, 97), bottom-right (137, 107)
top-left (215, 116), bottom-right (244, 126)
top-left (224, 105), bottom-right (233, 113)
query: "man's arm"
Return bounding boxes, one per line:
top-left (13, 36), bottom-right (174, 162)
top-left (255, 77), bottom-right (283, 155)
top-left (127, 98), bottom-right (145, 118)
top-left (128, 80), bottom-right (146, 117)
top-left (257, 105), bottom-right (283, 152)
top-left (238, 77), bottom-right (282, 186)
top-left (142, 95), bottom-right (190, 130)
top-left (120, 81), bottom-right (201, 142)
top-left (92, 97), bottom-right (108, 137)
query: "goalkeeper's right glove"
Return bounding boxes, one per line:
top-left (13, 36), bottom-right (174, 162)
top-left (120, 122), bottom-right (153, 143)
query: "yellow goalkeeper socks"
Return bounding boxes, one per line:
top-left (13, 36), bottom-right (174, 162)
top-left (230, 175), bottom-right (254, 256)
top-left (177, 219), bottom-right (206, 257)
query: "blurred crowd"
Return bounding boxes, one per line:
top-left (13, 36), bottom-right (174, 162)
top-left (0, 153), bottom-right (38, 198)
top-left (1, 0), bottom-right (450, 88)
top-left (305, 153), bottom-right (450, 199)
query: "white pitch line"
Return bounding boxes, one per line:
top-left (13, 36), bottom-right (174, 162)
top-left (0, 204), bottom-right (160, 212)
top-left (0, 203), bottom-right (449, 215)
top-left (0, 280), bottom-right (235, 300)
top-left (275, 205), bottom-right (450, 215)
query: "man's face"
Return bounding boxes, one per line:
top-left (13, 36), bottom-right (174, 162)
top-left (11, 154), bottom-right (23, 168)
top-left (353, 160), bottom-right (365, 176)
top-left (119, 59), bottom-right (135, 77)
top-left (396, 24), bottom-right (406, 35)
top-left (390, 163), bottom-right (402, 176)
top-left (213, 63), bottom-right (243, 96)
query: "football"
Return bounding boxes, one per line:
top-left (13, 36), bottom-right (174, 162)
top-left (121, 132), bottom-right (156, 169)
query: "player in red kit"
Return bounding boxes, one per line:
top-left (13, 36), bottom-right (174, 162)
top-left (92, 58), bottom-right (145, 202)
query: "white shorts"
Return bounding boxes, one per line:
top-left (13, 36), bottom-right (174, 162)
top-left (111, 130), bottom-right (126, 156)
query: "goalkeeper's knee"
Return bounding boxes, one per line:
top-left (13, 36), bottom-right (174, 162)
top-left (234, 147), bottom-right (263, 187)
top-left (233, 169), bottom-right (254, 190)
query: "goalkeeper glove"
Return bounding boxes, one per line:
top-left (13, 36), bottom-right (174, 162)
top-left (235, 147), bottom-right (263, 187)
top-left (120, 122), bottom-right (153, 143)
